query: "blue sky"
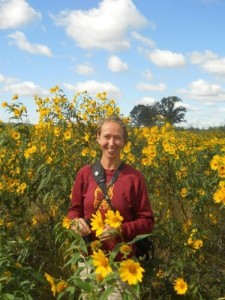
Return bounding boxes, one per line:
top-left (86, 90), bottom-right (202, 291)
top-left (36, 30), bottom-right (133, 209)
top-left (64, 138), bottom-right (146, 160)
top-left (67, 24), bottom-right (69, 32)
top-left (1, 0), bottom-right (225, 127)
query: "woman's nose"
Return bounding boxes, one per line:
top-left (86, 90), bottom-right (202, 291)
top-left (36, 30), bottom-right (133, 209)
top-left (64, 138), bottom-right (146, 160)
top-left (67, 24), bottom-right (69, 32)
top-left (108, 137), bottom-right (115, 145)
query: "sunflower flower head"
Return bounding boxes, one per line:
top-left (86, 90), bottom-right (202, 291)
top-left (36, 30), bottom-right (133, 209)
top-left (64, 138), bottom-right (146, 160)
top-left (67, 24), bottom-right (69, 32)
top-left (105, 210), bottom-right (123, 229)
top-left (91, 240), bottom-right (102, 252)
top-left (213, 186), bottom-right (225, 204)
top-left (173, 277), bottom-right (188, 295)
top-left (62, 216), bottom-right (71, 229)
top-left (64, 130), bottom-right (72, 140)
top-left (11, 131), bottom-right (20, 140)
top-left (45, 272), bottom-right (57, 296)
top-left (210, 155), bottom-right (220, 170)
top-left (56, 280), bottom-right (68, 293)
top-left (192, 239), bottom-right (203, 250)
top-left (120, 244), bottom-right (132, 257)
top-left (119, 259), bottom-right (144, 285)
top-left (96, 273), bottom-right (104, 283)
top-left (90, 211), bottom-right (104, 237)
top-left (91, 249), bottom-right (112, 278)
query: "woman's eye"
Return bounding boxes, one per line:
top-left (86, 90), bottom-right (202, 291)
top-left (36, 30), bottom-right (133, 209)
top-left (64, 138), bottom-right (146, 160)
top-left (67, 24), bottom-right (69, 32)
top-left (102, 135), bottom-right (122, 140)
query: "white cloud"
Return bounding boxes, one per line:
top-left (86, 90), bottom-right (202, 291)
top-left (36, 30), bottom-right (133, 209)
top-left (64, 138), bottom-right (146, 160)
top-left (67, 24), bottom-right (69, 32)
top-left (203, 58), bottom-right (225, 76)
top-left (4, 81), bottom-right (48, 97)
top-left (107, 55), bottom-right (128, 72)
top-left (179, 79), bottom-right (225, 102)
top-left (0, 74), bottom-right (5, 82)
top-left (0, 0), bottom-right (41, 29)
top-left (137, 96), bottom-right (156, 105)
top-left (63, 80), bottom-right (121, 99)
top-left (136, 82), bottom-right (166, 91)
top-left (188, 79), bottom-right (223, 97)
top-left (190, 50), bottom-right (225, 76)
top-left (0, 73), bottom-right (18, 84)
top-left (74, 63), bottom-right (94, 75)
top-left (179, 102), bottom-right (200, 112)
top-left (190, 50), bottom-right (216, 64)
top-left (7, 31), bottom-right (53, 56)
top-left (148, 49), bottom-right (186, 68)
top-left (52, 0), bottom-right (147, 51)
top-left (131, 31), bottom-right (155, 48)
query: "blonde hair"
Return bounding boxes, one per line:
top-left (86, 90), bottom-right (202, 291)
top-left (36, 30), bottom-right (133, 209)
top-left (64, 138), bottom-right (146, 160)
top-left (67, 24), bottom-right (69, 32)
top-left (97, 116), bottom-right (128, 144)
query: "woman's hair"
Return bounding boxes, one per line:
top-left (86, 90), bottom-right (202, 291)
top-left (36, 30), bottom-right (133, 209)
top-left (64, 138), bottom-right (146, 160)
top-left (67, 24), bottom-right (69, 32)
top-left (97, 115), bottom-right (128, 144)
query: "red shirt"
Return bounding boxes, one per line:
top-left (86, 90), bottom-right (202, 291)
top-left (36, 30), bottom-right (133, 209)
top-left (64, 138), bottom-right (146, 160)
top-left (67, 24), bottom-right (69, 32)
top-left (68, 163), bottom-right (154, 250)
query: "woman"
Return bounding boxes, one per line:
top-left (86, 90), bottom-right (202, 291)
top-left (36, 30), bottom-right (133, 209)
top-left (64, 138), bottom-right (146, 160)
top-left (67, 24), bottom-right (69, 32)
top-left (67, 115), bottom-right (154, 298)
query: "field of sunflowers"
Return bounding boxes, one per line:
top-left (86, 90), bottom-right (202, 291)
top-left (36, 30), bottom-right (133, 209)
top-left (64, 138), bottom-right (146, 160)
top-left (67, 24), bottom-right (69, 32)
top-left (0, 86), bottom-right (225, 299)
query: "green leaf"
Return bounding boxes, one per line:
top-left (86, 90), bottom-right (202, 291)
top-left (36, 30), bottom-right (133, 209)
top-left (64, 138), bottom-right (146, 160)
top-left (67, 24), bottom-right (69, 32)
top-left (99, 285), bottom-right (115, 300)
top-left (28, 269), bottom-right (47, 285)
top-left (64, 252), bottom-right (81, 267)
top-left (3, 294), bottom-right (15, 300)
top-left (129, 233), bottom-right (152, 244)
top-left (73, 278), bottom-right (93, 292)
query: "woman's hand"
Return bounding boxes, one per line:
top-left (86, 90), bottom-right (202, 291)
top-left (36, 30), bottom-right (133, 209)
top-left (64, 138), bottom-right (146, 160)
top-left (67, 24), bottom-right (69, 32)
top-left (99, 225), bottom-right (119, 242)
top-left (71, 218), bottom-right (91, 236)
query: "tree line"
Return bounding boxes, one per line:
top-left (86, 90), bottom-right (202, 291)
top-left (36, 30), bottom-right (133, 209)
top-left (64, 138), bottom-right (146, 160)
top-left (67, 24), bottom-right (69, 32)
top-left (129, 96), bottom-right (187, 127)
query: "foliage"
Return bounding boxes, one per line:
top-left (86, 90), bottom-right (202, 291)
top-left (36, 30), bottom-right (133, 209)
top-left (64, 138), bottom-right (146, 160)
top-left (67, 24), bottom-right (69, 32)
top-left (0, 87), bottom-right (225, 299)
top-left (156, 96), bottom-right (187, 124)
top-left (129, 96), bottom-right (187, 126)
top-left (129, 104), bottom-right (158, 127)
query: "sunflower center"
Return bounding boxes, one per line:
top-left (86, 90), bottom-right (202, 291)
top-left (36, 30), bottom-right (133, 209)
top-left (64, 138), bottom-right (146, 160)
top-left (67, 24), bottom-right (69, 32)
top-left (179, 282), bottom-right (186, 289)
top-left (101, 258), bottom-right (109, 268)
top-left (128, 265), bottom-right (137, 275)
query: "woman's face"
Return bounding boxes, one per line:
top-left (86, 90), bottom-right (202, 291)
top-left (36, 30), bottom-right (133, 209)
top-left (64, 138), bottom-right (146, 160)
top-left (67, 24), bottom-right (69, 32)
top-left (97, 121), bottom-right (125, 160)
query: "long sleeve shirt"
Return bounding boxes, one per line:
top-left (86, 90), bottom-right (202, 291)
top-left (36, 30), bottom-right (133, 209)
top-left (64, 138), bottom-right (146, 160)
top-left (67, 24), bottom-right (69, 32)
top-left (68, 163), bottom-right (154, 251)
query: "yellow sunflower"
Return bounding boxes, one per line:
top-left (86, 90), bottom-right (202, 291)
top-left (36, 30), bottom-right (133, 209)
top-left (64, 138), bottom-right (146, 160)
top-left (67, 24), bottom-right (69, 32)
top-left (173, 277), bottom-right (188, 295)
top-left (91, 249), bottom-right (112, 278)
top-left (119, 259), bottom-right (144, 285)
top-left (62, 216), bottom-right (71, 229)
top-left (105, 210), bottom-right (123, 229)
top-left (90, 211), bottom-right (104, 237)
top-left (45, 272), bottom-right (57, 296)
top-left (91, 240), bottom-right (102, 252)
top-left (56, 280), bottom-right (67, 293)
top-left (120, 244), bottom-right (132, 256)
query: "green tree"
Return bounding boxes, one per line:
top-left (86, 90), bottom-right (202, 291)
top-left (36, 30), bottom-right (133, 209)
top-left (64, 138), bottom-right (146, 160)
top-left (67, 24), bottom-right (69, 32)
top-left (129, 96), bottom-right (187, 126)
top-left (156, 96), bottom-right (187, 124)
top-left (129, 103), bottom-right (158, 127)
